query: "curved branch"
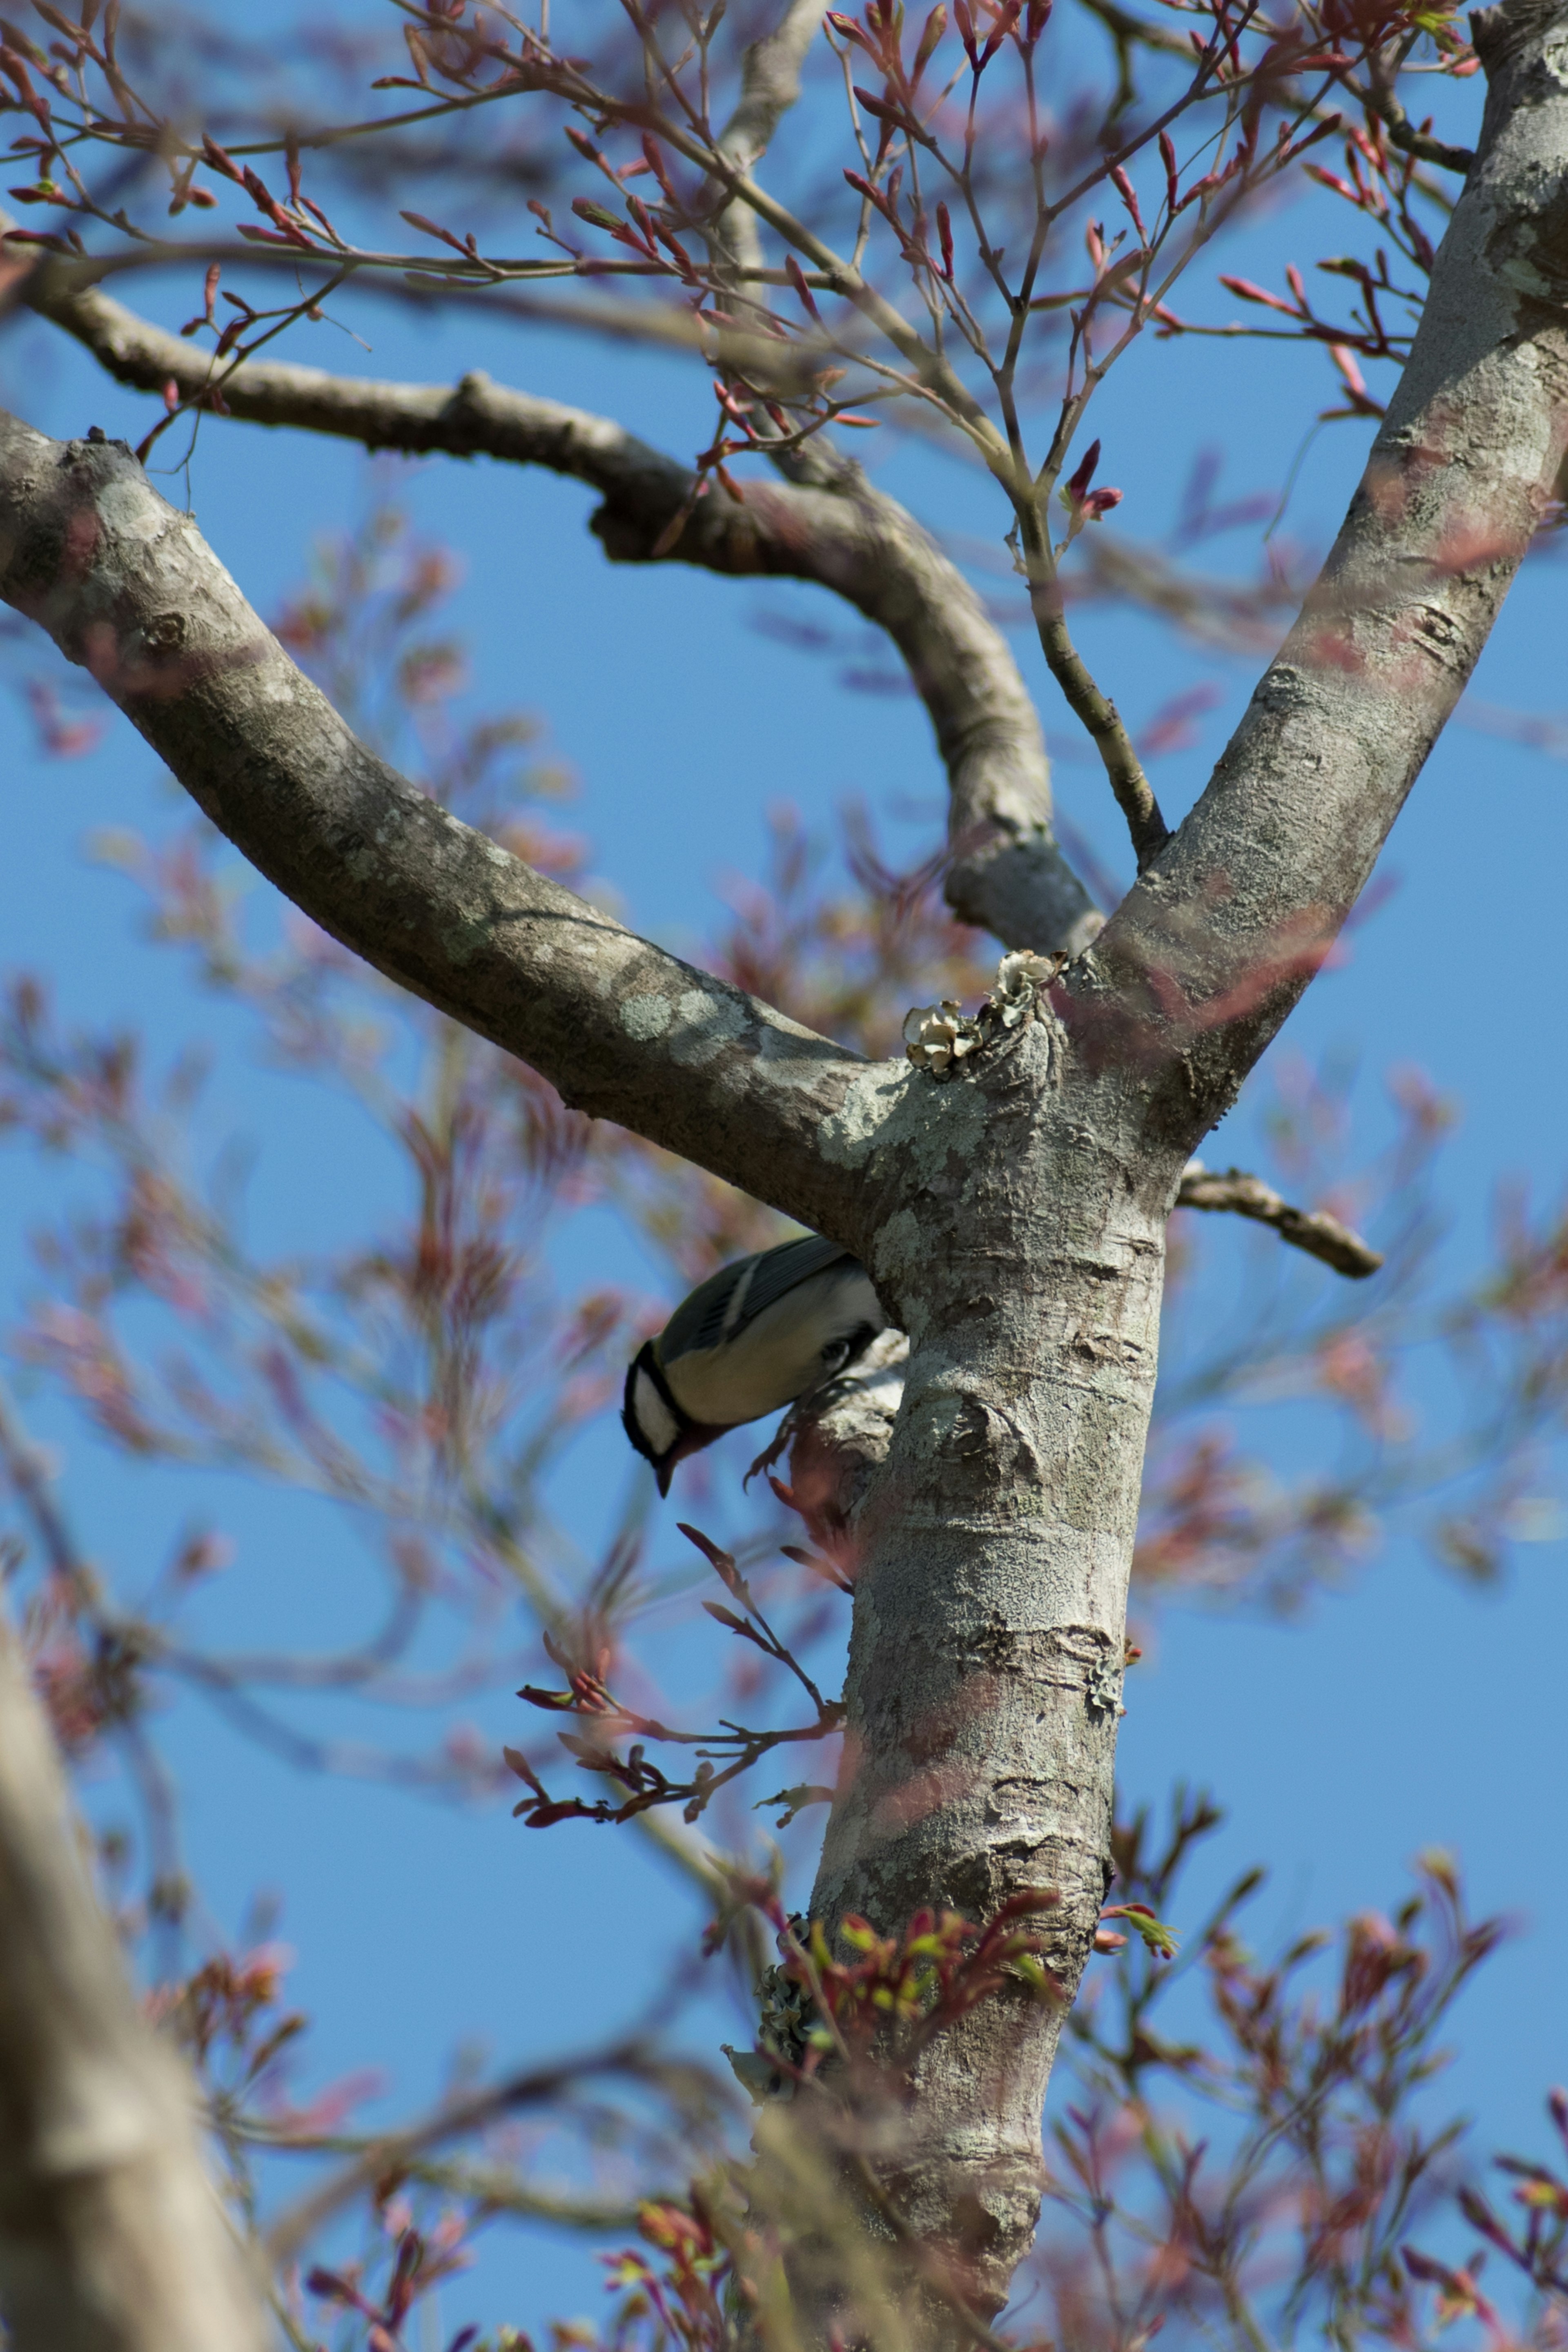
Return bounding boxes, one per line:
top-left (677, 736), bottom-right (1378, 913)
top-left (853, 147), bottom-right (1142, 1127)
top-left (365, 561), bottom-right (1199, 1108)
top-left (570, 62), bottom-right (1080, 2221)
top-left (0, 408), bottom-right (875, 1247)
top-left (1176, 1163), bottom-right (1383, 1278)
top-left (1090, 0), bottom-right (1568, 1137)
top-left (16, 270), bottom-right (1100, 955)
top-left (0, 1609), bottom-right (270, 2350)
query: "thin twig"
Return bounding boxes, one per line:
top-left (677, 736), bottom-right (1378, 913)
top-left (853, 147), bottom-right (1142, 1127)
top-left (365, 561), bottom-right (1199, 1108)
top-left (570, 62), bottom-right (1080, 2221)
top-left (263, 2038), bottom-right (666, 2261)
top-left (1030, 579), bottom-right (1171, 868)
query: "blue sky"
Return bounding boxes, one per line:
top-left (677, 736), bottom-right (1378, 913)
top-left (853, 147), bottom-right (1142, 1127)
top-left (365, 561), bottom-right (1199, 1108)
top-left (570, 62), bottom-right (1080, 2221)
top-left (1, 20), bottom-right (1566, 2338)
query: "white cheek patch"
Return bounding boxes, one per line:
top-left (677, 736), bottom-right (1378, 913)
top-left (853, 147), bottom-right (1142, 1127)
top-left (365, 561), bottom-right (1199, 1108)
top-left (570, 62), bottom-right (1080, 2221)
top-left (633, 1367), bottom-right (680, 1457)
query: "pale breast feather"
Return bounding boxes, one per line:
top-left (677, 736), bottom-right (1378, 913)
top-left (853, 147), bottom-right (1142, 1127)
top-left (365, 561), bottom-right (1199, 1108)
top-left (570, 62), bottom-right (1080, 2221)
top-left (628, 1362), bottom-right (682, 1457)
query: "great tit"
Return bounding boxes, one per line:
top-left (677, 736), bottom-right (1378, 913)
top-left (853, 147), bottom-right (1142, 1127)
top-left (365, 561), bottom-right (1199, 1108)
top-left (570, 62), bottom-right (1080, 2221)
top-left (622, 1233), bottom-right (889, 1495)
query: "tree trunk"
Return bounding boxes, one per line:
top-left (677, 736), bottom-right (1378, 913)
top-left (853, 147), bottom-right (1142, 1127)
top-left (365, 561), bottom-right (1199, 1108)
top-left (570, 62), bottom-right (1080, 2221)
top-left (771, 1005), bottom-right (1176, 2328)
top-left (778, 0), bottom-right (1568, 2325)
top-left (0, 1617), bottom-right (270, 2351)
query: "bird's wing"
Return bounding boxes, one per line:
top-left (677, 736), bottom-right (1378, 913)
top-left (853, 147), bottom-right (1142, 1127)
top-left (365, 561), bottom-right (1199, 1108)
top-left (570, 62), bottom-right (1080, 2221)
top-left (661, 1233), bottom-right (853, 1362)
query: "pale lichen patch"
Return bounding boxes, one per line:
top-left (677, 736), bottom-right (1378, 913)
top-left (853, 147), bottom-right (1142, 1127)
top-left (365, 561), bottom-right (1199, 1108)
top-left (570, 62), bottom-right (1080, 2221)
top-left (438, 911), bottom-right (492, 967)
top-left (669, 989), bottom-right (748, 1065)
top-left (818, 1063), bottom-right (907, 1167)
top-left (871, 1206), bottom-right (925, 1285)
top-left (882, 1069), bottom-right (991, 1191)
top-left (620, 992), bottom-right (673, 1040)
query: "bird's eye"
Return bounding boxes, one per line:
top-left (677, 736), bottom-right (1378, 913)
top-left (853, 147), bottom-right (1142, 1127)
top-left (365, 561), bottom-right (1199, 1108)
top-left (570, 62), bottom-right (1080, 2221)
top-left (820, 1337), bottom-right (851, 1370)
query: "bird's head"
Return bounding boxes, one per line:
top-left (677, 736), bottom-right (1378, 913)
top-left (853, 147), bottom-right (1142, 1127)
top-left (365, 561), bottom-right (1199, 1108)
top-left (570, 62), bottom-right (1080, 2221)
top-left (621, 1340), bottom-right (731, 1496)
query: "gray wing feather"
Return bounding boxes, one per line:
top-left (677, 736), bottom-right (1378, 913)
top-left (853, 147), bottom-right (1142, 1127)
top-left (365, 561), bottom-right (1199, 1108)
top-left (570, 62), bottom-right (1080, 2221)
top-left (662, 1234), bottom-right (853, 1362)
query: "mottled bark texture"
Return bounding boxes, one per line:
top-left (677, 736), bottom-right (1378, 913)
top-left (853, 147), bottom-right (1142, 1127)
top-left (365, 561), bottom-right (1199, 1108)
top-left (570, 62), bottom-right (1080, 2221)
top-left (0, 1615), bottom-right (270, 2352)
top-left (1, 3), bottom-right (1566, 2335)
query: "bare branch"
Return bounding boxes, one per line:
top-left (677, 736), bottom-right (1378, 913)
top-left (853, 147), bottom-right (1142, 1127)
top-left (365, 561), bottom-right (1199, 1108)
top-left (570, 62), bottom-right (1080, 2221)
top-left (0, 408), bottom-right (873, 1246)
top-left (0, 240), bottom-right (836, 384)
top-left (0, 1608), bottom-right (270, 2351)
top-left (1176, 1163), bottom-right (1384, 1279)
top-left (1029, 584), bottom-right (1171, 869)
top-left (18, 275), bottom-right (1099, 954)
top-left (1360, 57), bottom-right (1476, 175)
top-left (262, 2038), bottom-right (693, 2263)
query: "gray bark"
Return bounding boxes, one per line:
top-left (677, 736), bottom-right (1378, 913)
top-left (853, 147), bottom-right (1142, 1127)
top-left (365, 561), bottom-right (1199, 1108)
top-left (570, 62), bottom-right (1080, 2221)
top-left (1, 0), bottom-right (1566, 2332)
top-left (0, 1614), bottom-right (271, 2351)
top-left (1096, 0), bottom-right (1568, 1117)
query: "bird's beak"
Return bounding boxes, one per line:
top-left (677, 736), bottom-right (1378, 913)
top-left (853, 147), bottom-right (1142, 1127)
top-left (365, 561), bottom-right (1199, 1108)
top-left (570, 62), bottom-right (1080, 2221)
top-left (655, 1459), bottom-right (674, 1499)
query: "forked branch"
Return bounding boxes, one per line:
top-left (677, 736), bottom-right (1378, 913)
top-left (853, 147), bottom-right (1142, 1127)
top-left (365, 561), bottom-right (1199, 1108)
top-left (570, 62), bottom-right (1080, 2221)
top-left (1090, 0), bottom-right (1568, 1129)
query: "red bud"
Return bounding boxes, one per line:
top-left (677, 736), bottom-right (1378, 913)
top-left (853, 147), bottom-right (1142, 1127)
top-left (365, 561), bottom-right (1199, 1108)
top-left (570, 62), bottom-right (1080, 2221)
top-left (1066, 438), bottom-right (1101, 501)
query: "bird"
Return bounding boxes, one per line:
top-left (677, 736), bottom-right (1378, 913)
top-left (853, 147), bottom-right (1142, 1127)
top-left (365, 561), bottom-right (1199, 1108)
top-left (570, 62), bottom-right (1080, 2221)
top-left (621, 1233), bottom-right (889, 1496)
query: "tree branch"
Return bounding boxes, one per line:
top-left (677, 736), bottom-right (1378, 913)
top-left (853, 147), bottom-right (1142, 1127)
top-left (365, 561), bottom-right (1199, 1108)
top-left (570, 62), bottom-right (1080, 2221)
top-left (14, 269), bottom-right (1099, 955)
top-left (0, 408), bottom-right (874, 1247)
top-left (1090, 0), bottom-right (1568, 1137)
top-left (1175, 1163), bottom-right (1384, 1278)
top-left (708, 0), bottom-right (829, 277)
top-left (1029, 583), bottom-right (1171, 869)
top-left (0, 1608), bottom-right (270, 2351)
top-left (1360, 58), bottom-right (1476, 176)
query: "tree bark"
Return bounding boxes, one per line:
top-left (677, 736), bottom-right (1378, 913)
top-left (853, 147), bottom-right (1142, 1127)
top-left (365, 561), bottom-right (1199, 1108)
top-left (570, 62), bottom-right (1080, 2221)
top-left (0, 1614), bottom-right (270, 2350)
top-left (1, 1), bottom-right (1567, 2335)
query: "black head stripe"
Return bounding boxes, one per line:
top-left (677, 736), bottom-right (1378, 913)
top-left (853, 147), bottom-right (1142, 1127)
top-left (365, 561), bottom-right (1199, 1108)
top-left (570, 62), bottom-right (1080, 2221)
top-left (621, 1339), bottom-right (694, 1465)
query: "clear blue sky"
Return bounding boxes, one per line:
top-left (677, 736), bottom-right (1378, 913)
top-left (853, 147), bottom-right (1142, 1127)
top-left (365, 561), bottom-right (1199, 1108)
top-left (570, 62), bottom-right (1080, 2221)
top-left (0, 22), bottom-right (1565, 2338)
